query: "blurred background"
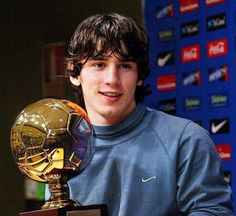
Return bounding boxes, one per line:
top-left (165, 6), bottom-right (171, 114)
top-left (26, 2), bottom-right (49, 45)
top-left (0, 1), bottom-right (142, 215)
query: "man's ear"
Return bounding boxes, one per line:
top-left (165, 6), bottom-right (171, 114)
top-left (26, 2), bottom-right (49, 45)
top-left (137, 79), bottom-right (143, 86)
top-left (69, 76), bottom-right (81, 86)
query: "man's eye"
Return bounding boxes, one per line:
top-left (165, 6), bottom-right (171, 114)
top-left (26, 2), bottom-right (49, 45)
top-left (120, 64), bottom-right (131, 69)
top-left (93, 63), bottom-right (105, 68)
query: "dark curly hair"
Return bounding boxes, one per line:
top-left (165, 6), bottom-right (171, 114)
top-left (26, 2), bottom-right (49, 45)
top-left (66, 12), bottom-right (151, 109)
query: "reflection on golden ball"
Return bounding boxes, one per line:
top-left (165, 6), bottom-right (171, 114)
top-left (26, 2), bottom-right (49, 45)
top-left (10, 98), bottom-right (93, 183)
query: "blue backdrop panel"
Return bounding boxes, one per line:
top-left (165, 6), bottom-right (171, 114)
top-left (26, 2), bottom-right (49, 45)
top-left (143, 0), bottom-right (236, 208)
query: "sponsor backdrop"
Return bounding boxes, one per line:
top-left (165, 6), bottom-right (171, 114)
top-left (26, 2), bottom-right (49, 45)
top-left (143, 0), bottom-right (235, 207)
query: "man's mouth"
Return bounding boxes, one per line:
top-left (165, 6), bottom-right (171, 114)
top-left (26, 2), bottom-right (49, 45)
top-left (100, 91), bottom-right (122, 98)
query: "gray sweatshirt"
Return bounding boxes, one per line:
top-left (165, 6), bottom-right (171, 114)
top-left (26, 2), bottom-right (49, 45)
top-left (68, 104), bottom-right (234, 215)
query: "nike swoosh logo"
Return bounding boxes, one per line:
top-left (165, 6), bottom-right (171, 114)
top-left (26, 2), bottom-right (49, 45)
top-left (211, 120), bottom-right (227, 133)
top-left (141, 176), bottom-right (156, 183)
top-left (157, 53), bottom-right (172, 67)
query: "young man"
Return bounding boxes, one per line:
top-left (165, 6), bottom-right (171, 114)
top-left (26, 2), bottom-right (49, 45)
top-left (67, 13), bottom-right (234, 215)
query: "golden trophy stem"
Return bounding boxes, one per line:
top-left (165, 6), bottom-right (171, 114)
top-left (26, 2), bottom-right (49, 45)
top-left (42, 173), bottom-right (76, 209)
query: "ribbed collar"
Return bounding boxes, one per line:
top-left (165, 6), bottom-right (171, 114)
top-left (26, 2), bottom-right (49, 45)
top-left (93, 104), bottom-right (146, 146)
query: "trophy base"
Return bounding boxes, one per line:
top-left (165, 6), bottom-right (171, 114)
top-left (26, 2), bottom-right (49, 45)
top-left (19, 204), bottom-right (108, 216)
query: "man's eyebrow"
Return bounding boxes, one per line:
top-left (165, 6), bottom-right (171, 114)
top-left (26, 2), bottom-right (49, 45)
top-left (119, 58), bottom-right (136, 62)
top-left (87, 56), bottom-right (136, 62)
top-left (88, 56), bottom-right (106, 60)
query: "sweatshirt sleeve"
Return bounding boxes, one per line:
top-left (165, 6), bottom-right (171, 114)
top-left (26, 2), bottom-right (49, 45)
top-left (176, 121), bottom-right (234, 215)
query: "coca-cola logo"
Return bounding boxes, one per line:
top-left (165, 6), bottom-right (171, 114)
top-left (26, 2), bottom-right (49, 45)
top-left (215, 144), bottom-right (231, 160)
top-left (181, 44), bottom-right (200, 63)
top-left (207, 39), bottom-right (228, 57)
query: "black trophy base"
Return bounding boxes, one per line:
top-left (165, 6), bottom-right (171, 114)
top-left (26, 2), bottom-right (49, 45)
top-left (19, 204), bottom-right (108, 216)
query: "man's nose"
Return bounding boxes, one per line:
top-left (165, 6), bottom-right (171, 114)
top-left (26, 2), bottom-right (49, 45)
top-left (104, 65), bottom-right (121, 86)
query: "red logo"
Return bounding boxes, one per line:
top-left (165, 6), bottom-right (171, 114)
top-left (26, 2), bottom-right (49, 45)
top-left (180, 0), bottom-right (199, 14)
top-left (205, 0), bottom-right (225, 6)
top-left (215, 144), bottom-right (231, 160)
top-left (157, 75), bottom-right (176, 91)
top-left (181, 44), bottom-right (200, 63)
top-left (207, 39), bottom-right (228, 58)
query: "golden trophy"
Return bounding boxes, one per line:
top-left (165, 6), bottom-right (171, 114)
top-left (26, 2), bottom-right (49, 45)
top-left (10, 98), bottom-right (108, 216)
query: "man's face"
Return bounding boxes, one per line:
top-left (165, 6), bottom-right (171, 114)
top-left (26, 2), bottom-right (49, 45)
top-left (70, 54), bottom-right (142, 125)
